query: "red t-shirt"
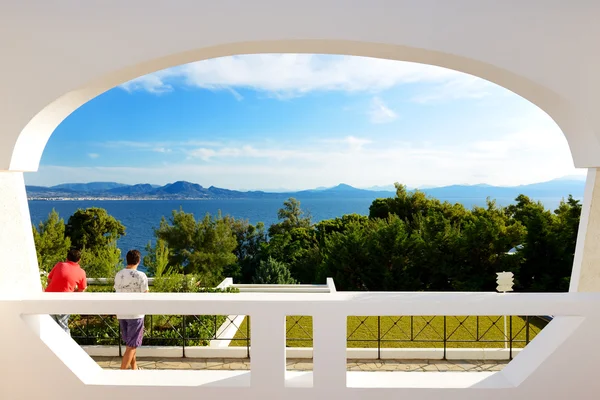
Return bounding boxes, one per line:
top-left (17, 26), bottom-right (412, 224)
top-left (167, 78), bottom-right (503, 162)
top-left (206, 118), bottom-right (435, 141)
top-left (45, 261), bottom-right (87, 292)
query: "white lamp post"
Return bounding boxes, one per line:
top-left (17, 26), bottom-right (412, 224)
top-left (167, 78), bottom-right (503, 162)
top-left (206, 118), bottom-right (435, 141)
top-left (496, 271), bottom-right (514, 348)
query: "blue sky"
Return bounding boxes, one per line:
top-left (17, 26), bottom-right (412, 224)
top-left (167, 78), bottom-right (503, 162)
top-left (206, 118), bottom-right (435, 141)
top-left (27, 54), bottom-right (584, 190)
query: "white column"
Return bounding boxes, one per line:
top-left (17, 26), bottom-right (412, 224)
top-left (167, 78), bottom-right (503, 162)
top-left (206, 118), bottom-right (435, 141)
top-left (313, 312), bottom-right (346, 388)
top-left (0, 171), bottom-right (41, 298)
top-left (250, 312), bottom-right (286, 388)
top-left (570, 168), bottom-right (600, 292)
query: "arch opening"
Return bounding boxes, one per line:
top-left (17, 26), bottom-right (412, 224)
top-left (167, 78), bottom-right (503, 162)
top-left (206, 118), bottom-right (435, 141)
top-left (10, 40), bottom-right (591, 172)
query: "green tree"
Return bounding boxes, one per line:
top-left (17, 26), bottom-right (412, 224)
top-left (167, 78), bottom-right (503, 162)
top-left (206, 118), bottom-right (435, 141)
top-left (65, 207), bottom-right (126, 278)
top-left (450, 200), bottom-right (525, 291)
top-left (268, 198), bottom-right (312, 236)
top-left (144, 239), bottom-right (173, 277)
top-left (154, 209), bottom-right (237, 285)
top-left (265, 227), bottom-right (321, 284)
top-left (66, 207), bottom-right (125, 249)
top-left (506, 194), bottom-right (581, 292)
top-left (319, 218), bottom-right (381, 290)
top-left (32, 209), bottom-right (71, 272)
top-left (225, 217), bottom-right (267, 283)
top-left (79, 246), bottom-right (122, 278)
top-left (252, 256), bottom-right (296, 284)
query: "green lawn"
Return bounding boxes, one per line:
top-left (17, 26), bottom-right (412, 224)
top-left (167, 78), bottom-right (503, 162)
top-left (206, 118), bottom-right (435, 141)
top-left (230, 315), bottom-right (547, 348)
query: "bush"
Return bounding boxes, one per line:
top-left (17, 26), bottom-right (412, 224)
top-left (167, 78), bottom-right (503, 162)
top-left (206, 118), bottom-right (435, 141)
top-left (68, 280), bottom-right (239, 347)
top-left (153, 274), bottom-right (240, 293)
top-left (86, 284), bottom-right (115, 293)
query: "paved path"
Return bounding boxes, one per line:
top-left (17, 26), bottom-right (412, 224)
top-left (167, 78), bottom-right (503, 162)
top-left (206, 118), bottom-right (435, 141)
top-left (93, 357), bottom-right (507, 372)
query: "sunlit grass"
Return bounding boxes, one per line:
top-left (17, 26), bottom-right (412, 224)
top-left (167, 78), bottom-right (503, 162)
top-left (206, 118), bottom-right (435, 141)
top-left (230, 315), bottom-right (547, 348)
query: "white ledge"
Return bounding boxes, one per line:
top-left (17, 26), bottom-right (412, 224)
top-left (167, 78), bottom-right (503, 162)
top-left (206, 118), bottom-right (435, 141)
top-left (9, 292), bottom-right (600, 317)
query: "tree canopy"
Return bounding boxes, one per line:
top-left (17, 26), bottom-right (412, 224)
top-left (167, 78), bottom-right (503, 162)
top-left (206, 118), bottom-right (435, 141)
top-left (33, 209), bottom-right (71, 272)
top-left (33, 187), bottom-right (582, 292)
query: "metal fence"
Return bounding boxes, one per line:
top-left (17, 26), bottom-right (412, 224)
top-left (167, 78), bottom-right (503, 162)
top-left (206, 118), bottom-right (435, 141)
top-left (284, 315), bottom-right (549, 360)
top-left (346, 315), bottom-right (549, 360)
top-left (69, 314), bottom-right (250, 358)
top-left (68, 314), bottom-right (548, 360)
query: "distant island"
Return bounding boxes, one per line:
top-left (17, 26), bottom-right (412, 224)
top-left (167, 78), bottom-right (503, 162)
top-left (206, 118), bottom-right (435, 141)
top-left (26, 178), bottom-right (585, 201)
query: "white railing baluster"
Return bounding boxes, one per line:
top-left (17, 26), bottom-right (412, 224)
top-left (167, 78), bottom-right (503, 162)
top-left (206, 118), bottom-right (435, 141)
top-left (250, 312), bottom-right (286, 388)
top-left (313, 312), bottom-right (347, 388)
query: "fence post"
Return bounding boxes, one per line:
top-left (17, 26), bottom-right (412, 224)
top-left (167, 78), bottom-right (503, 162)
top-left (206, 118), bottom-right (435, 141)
top-left (509, 316), bottom-right (513, 360)
top-left (182, 315), bottom-right (186, 358)
top-left (251, 313), bottom-right (286, 389)
top-left (443, 316), bottom-right (447, 360)
top-left (313, 312), bottom-right (346, 388)
top-left (246, 316), bottom-right (250, 359)
top-left (476, 316), bottom-right (480, 341)
top-left (410, 316), bottom-right (414, 341)
top-left (214, 315), bottom-right (217, 339)
top-left (118, 322), bottom-right (122, 357)
top-left (525, 316), bottom-right (530, 345)
top-left (377, 316), bottom-right (381, 360)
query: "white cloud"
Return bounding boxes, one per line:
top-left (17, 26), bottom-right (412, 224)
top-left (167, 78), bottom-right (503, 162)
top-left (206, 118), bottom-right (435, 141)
top-left (32, 121), bottom-right (585, 190)
top-left (411, 75), bottom-right (492, 104)
top-left (187, 148), bottom-right (216, 161)
top-left (120, 74), bottom-right (173, 94)
top-left (368, 97), bottom-right (398, 124)
top-left (100, 140), bottom-right (219, 154)
top-left (87, 153), bottom-right (99, 159)
top-left (120, 54), bottom-right (493, 101)
top-left (320, 136), bottom-right (372, 151)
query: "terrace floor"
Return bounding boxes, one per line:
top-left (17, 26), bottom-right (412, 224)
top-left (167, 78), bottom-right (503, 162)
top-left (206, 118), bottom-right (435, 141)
top-left (93, 357), bottom-right (508, 372)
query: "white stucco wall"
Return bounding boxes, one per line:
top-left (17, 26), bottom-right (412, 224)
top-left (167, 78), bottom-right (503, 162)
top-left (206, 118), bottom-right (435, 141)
top-left (1, 1), bottom-right (600, 172)
top-left (2, 1), bottom-right (600, 399)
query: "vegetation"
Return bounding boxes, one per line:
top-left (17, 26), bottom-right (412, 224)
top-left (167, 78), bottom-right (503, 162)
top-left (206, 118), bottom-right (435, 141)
top-left (66, 207), bottom-right (125, 277)
top-left (252, 257), bottom-right (296, 284)
top-left (33, 209), bottom-right (71, 272)
top-left (32, 186), bottom-right (578, 348)
top-left (148, 209), bottom-right (237, 285)
top-left (143, 239), bottom-right (172, 277)
top-left (230, 315), bottom-right (547, 348)
top-left (33, 183), bottom-right (581, 292)
top-left (69, 283), bottom-right (239, 346)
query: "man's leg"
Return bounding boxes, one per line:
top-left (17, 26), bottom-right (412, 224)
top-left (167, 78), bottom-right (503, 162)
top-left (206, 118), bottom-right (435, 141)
top-left (130, 348), bottom-right (138, 370)
top-left (119, 320), bottom-right (132, 369)
top-left (130, 318), bottom-right (144, 370)
top-left (120, 319), bottom-right (144, 370)
top-left (120, 347), bottom-right (135, 370)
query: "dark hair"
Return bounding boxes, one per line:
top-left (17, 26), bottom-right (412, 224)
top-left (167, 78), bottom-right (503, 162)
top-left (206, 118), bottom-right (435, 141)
top-left (126, 250), bottom-right (141, 266)
top-left (67, 248), bottom-right (82, 263)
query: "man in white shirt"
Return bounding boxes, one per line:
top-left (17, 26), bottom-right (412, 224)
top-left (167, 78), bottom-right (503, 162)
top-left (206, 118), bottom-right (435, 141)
top-left (114, 250), bottom-right (149, 370)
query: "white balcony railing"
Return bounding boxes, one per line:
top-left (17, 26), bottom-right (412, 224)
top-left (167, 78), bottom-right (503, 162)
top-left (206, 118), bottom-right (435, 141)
top-left (7, 290), bottom-right (598, 397)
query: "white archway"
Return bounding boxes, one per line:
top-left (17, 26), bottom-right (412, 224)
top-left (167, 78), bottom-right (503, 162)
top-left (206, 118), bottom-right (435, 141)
top-left (9, 40), bottom-right (593, 172)
top-left (3, 2), bottom-right (600, 399)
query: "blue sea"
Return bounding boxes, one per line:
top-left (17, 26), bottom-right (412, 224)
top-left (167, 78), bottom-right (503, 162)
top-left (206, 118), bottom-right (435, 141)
top-left (28, 196), bottom-right (566, 269)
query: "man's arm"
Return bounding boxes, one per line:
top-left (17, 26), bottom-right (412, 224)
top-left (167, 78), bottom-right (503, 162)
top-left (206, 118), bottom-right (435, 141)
top-left (46, 267), bottom-right (55, 288)
top-left (76, 272), bottom-right (87, 292)
top-left (142, 275), bottom-right (149, 293)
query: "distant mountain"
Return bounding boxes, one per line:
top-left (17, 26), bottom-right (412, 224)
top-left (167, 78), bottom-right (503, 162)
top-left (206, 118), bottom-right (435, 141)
top-left (365, 184), bottom-right (396, 192)
top-left (52, 182), bottom-right (128, 192)
top-left (328, 183), bottom-right (360, 192)
top-left (554, 174), bottom-right (586, 182)
top-left (294, 183), bottom-right (400, 198)
top-left (151, 181), bottom-right (208, 197)
top-left (419, 179), bottom-right (584, 200)
top-left (106, 184), bottom-right (155, 195)
top-left (25, 178), bottom-right (585, 201)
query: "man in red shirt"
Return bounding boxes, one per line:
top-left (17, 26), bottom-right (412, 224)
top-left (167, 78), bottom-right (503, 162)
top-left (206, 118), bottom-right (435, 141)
top-left (45, 249), bottom-right (87, 334)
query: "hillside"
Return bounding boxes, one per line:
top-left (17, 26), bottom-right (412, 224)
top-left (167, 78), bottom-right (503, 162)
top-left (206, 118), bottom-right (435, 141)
top-left (25, 178), bottom-right (585, 201)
